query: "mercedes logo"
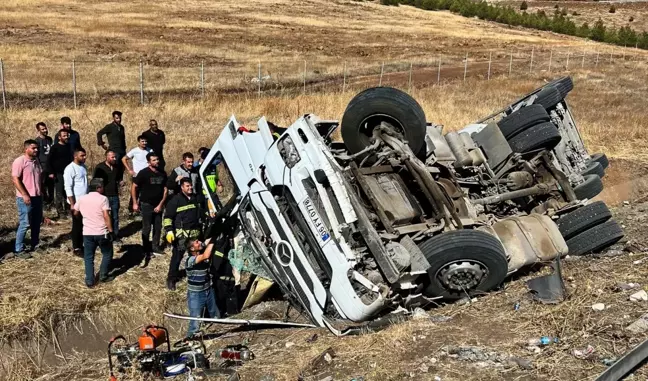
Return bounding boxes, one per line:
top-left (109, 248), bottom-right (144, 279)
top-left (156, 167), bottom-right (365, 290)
top-left (276, 240), bottom-right (293, 267)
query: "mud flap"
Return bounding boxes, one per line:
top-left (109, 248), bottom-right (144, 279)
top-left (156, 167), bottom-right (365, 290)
top-left (526, 257), bottom-right (566, 304)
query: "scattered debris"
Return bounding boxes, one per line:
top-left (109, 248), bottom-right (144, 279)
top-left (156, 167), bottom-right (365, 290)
top-left (528, 336), bottom-right (559, 346)
top-left (591, 303), bottom-right (606, 311)
top-left (616, 283), bottom-right (641, 291)
top-left (412, 307), bottom-right (430, 320)
top-left (299, 347), bottom-right (336, 381)
top-left (510, 357), bottom-right (533, 370)
top-left (305, 333), bottom-right (318, 343)
top-left (572, 345), bottom-right (595, 359)
top-left (626, 314), bottom-right (648, 333)
top-left (602, 357), bottom-right (617, 366)
top-left (629, 290), bottom-right (648, 302)
top-left (434, 377), bottom-right (442, 381)
top-left (514, 301), bottom-right (521, 311)
top-left (443, 346), bottom-right (530, 369)
top-left (285, 342), bottom-right (295, 348)
top-left (623, 200), bottom-right (630, 206)
top-left (526, 258), bottom-right (566, 304)
top-left (419, 363), bottom-right (429, 373)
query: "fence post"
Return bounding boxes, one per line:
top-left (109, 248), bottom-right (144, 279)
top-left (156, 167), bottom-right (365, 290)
top-left (623, 46), bottom-right (626, 61)
top-left (257, 61), bottom-right (261, 98)
top-left (379, 62), bottom-right (384, 86)
top-left (529, 47), bottom-right (534, 73)
top-left (408, 62), bottom-right (413, 93)
top-left (609, 52), bottom-right (613, 65)
top-left (0, 59), bottom-right (5, 111)
top-left (463, 52), bottom-right (468, 82)
top-left (548, 49), bottom-right (553, 73)
top-left (72, 60), bottom-right (77, 109)
top-left (581, 50), bottom-right (585, 68)
top-left (437, 59), bottom-right (441, 84)
top-left (565, 52), bottom-right (570, 70)
top-left (200, 61), bottom-right (205, 99)
top-left (509, 50), bottom-right (513, 77)
top-left (595, 51), bottom-right (599, 67)
top-left (303, 60), bottom-right (306, 95)
top-left (139, 60), bottom-right (144, 105)
top-left (487, 52), bottom-right (492, 80)
top-left (342, 61), bottom-right (347, 93)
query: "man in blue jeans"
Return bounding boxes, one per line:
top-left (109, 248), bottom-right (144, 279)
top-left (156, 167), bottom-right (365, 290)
top-left (11, 139), bottom-right (43, 258)
top-left (185, 238), bottom-right (221, 337)
top-left (73, 179), bottom-right (115, 288)
top-left (92, 150), bottom-right (123, 240)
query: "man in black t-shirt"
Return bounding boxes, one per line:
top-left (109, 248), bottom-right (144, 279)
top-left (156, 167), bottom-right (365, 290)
top-left (47, 129), bottom-right (74, 218)
top-left (93, 150), bottom-right (124, 239)
top-left (35, 122), bottom-right (54, 209)
top-left (132, 152), bottom-right (167, 257)
top-left (141, 119), bottom-right (166, 171)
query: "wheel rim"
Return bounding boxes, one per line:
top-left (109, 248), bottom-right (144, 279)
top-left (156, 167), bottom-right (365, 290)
top-left (436, 260), bottom-right (489, 291)
top-left (359, 114), bottom-right (405, 139)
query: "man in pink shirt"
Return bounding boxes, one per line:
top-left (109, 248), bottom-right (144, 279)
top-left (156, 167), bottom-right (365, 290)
top-left (11, 139), bottom-right (43, 258)
top-left (73, 178), bottom-right (114, 287)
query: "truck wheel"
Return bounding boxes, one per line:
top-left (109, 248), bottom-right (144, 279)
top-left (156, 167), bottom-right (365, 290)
top-left (507, 122), bottom-right (561, 153)
top-left (341, 87), bottom-right (426, 158)
top-left (581, 161), bottom-right (605, 178)
top-left (573, 174), bottom-right (604, 200)
top-left (498, 104), bottom-right (550, 139)
top-left (588, 153), bottom-right (609, 170)
top-left (551, 77), bottom-right (574, 99)
top-left (533, 86), bottom-right (562, 110)
top-left (557, 201), bottom-right (612, 240)
top-left (419, 230), bottom-right (508, 300)
top-left (566, 219), bottom-right (624, 256)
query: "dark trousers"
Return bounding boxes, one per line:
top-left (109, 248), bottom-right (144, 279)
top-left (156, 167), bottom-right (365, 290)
top-left (83, 235), bottom-right (113, 286)
top-left (140, 202), bottom-right (162, 253)
top-left (42, 174), bottom-right (55, 207)
top-left (214, 263), bottom-right (239, 316)
top-left (54, 173), bottom-right (68, 215)
top-left (107, 196), bottom-right (120, 237)
top-left (168, 237), bottom-right (189, 282)
top-left (72, 213), bottom-right (83, 250)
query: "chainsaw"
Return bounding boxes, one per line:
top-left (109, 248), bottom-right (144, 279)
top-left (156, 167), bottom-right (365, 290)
top-left (108, 325), bottom-right (209, 380)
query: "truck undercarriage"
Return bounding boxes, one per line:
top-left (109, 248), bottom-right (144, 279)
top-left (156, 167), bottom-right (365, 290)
top-left (199, 77), bottom-right (623, 330)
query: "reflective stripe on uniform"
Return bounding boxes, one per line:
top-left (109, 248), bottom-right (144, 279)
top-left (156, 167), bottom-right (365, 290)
top-left (163, 218), bottom-right (173, 227)
top-left (214, 250), bottom-right (224, 257)
top-left (219, 275), bottom-right (234, 281)
top-left (176, 228), bottom-right (201, 238)
top-left (176, 204), bottom-right (196, 212)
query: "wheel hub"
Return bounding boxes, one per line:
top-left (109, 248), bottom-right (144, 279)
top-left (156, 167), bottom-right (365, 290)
top-left (437, 260), bottom-right (488, 291)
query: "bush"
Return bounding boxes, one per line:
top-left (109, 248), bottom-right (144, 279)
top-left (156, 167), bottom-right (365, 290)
top-left (520, 1), bottom-right (528, 10)
top-left (629, 16), bottom-right (634, 22)
top-left (609, 5), bottom-right (616, 13)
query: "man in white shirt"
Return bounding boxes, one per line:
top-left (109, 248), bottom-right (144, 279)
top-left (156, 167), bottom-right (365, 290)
top-left (64, 148), bottom-right (88, 256)
top-left (123, 135), bottom-right (152, 217)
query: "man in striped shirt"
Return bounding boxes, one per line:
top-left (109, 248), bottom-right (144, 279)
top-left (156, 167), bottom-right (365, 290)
top-left (184, 238), bottom-right (221, 337)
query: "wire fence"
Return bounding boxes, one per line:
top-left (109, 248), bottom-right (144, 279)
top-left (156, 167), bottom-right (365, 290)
top-left (0, 44), bottom-right (646, 109)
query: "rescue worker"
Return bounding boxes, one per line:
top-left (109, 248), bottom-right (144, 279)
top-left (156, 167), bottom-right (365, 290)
top-left (200, 150), bottom-right (223, 214)
top-left (164, 178), bottom-right (203, 291)
top-left (205, 196), bottom-right (241, 316)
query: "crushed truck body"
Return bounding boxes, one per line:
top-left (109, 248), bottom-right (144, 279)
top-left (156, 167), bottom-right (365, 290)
top-left (198, 77), bottom-right (623, 330)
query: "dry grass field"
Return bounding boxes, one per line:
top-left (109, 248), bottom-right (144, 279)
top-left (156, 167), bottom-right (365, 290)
top-left (2, 0), bottom-right (648, 380)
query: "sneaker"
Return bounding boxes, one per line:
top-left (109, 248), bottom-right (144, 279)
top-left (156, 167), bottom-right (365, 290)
top-left (73, 248), bottom-right (84, 258)
top-left (86, 283), bottom-right (95, 289)
top-left (152, 248), bottom-right (164, 257)
top-left (15, 252), bottom-right (33, 260)
top-left (166, 279), bottom-right (177, 291)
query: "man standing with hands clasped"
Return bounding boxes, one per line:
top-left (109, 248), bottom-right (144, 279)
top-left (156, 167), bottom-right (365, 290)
top-left (64, 148), bottom-right (88, 257)
top-left (97, 111), bottom-right (126, 177)
top-left (132, 153), bottom-right (167, 260)
top-left (12, 140), bottom-right (43, 258)
top-left (93, 150), bottom-right (123, 241)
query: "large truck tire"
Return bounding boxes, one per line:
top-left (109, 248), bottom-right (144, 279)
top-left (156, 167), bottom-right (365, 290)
top-left (557, 201), bottom-right (612, 240)
top-left (341, 87), bottom-right (427, 159)
top-left (566, 219), bottom-right (624, 256)
top-left (533, 86), bottom-right (562, 110)
top-left (551, 76), bottom-right (574, 99)
top-left (419, 230), bottom-right (508, 300)
top-left (573, 174), bottom-right (604, 200)
top-left (588, 153), bottom-right (609, 170)
top-left (498, 104), bottom-right (550, 139)
top-left (507, 122), bottom-right (561, 153)
top-left (581, 161), bottom-right (605, 179)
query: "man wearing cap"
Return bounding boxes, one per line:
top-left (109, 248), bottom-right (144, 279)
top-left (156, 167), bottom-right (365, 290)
top-left (97, 111), bottom-right (127, 178)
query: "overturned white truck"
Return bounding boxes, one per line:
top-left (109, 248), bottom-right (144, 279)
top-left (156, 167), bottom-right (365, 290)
top-left (199, 77), bottom-right (623, 331)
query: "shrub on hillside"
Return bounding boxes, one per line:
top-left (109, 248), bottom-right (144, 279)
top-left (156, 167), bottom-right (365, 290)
top-left (520, 1), bottom-right (528, 11)
top-left (609, 5), bottom-right (616, 13)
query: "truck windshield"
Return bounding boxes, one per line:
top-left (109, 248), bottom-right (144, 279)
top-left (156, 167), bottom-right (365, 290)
top-left (202, 151), bottom-right (239, 214)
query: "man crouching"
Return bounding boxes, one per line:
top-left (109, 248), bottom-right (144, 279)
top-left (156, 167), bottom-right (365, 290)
top-left (185, 238), bottom-right (221, 337)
